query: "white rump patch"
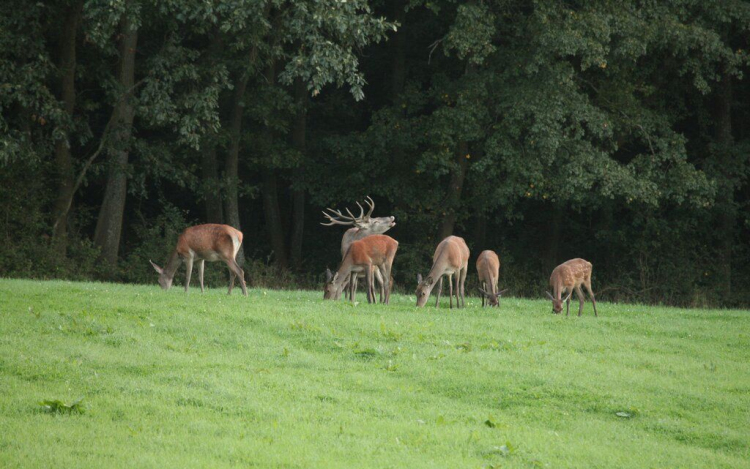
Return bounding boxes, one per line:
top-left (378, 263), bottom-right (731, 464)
top-left (231, 235), bottom-right (241, 259)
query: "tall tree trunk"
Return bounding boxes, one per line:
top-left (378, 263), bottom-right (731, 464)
top-left (438, 140), bottom-right (470, 239)
top-left (262, 170), bottom-right (288, 268)
top-left (51, 1), bottom-right (83, 253)
top-left (202, 144), bottom-right (223, 223)
top-left (438, 62), bottom-right (474, 239)
top-left (713, 68), bottom-right (735, 303)
top-left (93, 9), bottom-right (138, 266)
top-left (224, 49), bottom-right (256, 266)
top-left (200, 32), bottom-right (224, 225)
top-left (260, 63), bottom-right (288, 269)
top-left (289, 78), bottom-right (307, 269)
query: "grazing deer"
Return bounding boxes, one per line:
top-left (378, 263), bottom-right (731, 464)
top-left (476, 250), bottom-right (506, 307)
top-left (546, 258), bottom-right (597, 316)
top-left (321, 196), bottom-right (396, 301)
top-left (415, 236), bottom-right (470, 308)
top-left (324, 235), bottom-right (398, 304)
top-left (149, 224), bottom-right (247, 296)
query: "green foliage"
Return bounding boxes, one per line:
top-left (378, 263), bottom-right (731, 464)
top-left (0, 0), bottom-right (749, 306)
top-left (39, 397), bottom-right (85, 415)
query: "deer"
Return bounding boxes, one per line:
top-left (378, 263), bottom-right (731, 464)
top-left (321, 196), bottom-right (396, 302)
top-left (324, 234), bottom-right (398, 304)
top-left (476, 250), bottom-right (506, 307)
top-left (149, 224), bottom-right (247, 296)
top-left (415, 236), bottom-right (470, 308)
top-left (546, 258), bottom-right (598, 317)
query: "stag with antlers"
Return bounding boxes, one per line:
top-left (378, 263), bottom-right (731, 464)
top-left (321, 196), bottom-right (396, 302)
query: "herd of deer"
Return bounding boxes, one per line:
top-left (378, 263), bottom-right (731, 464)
top-left (150, 197), bottom-right (598, 316)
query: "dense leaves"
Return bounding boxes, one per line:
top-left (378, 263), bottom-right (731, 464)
top-left (0, 0), bottom-right (748, 306)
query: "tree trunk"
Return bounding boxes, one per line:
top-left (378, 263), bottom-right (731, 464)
top-left (289, 78), bottom-right (307, 269)
top-left (200, 32), bottom-right (224, 225)
top-left (438, 140), bottom-right (470, 239)
top-left (224, 54), bottom-right (254, 265)
top-left (713, 69), bottom-right (735, 303)
top-left (202, 143), bottom-right (223, 223)
top-left (93, 9), bottom-right (138, 266)
top-left (260, 63), bottom-right (288, 269)
top-left (51, 1), bottom-right (83, 253)
top-left (262, 170), bottom-right (288, 269)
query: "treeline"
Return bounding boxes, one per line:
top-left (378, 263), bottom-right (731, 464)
top-left (1, 0), bottom-right (749, 307)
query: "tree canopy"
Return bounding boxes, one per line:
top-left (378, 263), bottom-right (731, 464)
top-left (1, 0), bottom-right (749, 307)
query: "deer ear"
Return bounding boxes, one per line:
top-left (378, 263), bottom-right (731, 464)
top-left (425, 276), bottom-right (434, 286)
top-left (149, 260), bottom-right (163, 274)
top-left (325, 268), bottom-right (333, 283)
top-left (332, 272), bottom-right (339, 283)
top-left (416, 273), bottom-right (422, 284)
top-left (545, 291), bottom-right (554, 300)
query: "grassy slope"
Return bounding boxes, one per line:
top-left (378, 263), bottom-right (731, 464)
top-left (0, 279), bottom-right (748, 468)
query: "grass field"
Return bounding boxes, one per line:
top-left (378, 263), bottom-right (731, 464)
top-left (1, 278), bottom-right (748, 468)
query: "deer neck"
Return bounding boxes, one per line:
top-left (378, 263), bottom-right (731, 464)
top-left (340, 228), bottom-right (362, 259)
top-left (552, 278), bottom-right (564, 301)
top-left (162, 250), bottom-right (182, 282)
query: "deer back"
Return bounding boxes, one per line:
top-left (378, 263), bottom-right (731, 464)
top-left (348, 234), bottom-right (398, 265)
top-left (177, 224), bottom-right (241, 260)
top-left (476, 250), bottom-right (499, 282)
top-left (431, 237), bottom-right (465, 274)
top-left (550, 258), bottom-right (592, 289)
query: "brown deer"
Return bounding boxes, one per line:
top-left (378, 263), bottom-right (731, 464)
top-left (546, 258), bottom-right (597, 316)
top-left (321, 196), bottom-right (395, 301)
top-left (149, 224), bottom-right (247, 296)
top-left (324, 235), bottom-right (398, 304)
top-left (476, 250), bottom-right (506, 307)
top-left (416, 236), bottom-right (470, 308)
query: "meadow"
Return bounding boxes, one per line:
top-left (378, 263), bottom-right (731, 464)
top-left (0, 278), bottom-right (748, 468)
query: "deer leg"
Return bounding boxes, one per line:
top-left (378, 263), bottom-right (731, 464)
top-left (481, 281), bottom-right (486, 308)
top-left (585, 282), bottom-right (598, 317)
top-left (228, 269), bottom-right (235, 295)
top-left (460, 267), bottom-right (467, 308)
top-left (456, 270), bottom-right (461, 308)
top-left (184, 257), bottom-right (194, 293)
top-left (227, 259), bottom-right (247, 296)
top-left (575, 285), bottom-right (585, 316)
top-left (377, 265), bottom-right (387, 304)
top-left (565, 289), bottom-right (571, 316)
top-left (198, 260), bottom-right (205, 294)
top-left (375, 268), bottom-right (384, 304)
top-left (448, 274), bottom-right (454, 309)
top-left (366, 265), bottom-right (375, 304)
top-left (435, 277), bottom-right (443, 308)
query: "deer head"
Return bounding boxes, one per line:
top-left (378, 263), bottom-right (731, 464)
top-left (321, 196), bottom-right (395, 235)
top-left (149, 260), bottom-right (173, 290)
top-left (479, 287), bottom-right (507, 307)
top-left (546, 290), bottom-right (572, 314)
top-left (324, 271), bottom-right (341, 300)
top-left (415, 273), bottom-right (435, 307)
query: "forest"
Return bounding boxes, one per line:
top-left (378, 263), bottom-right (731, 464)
top-left (1, 0), bottom-right (748, 307)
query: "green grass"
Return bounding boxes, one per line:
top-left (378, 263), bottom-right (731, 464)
top-left (1, 278), bottom-right (748, 468)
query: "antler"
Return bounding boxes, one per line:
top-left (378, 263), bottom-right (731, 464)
top-left (320, 207), bottom-right (358, 226)
top-left (320, 196), bottom-right (374, 226)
